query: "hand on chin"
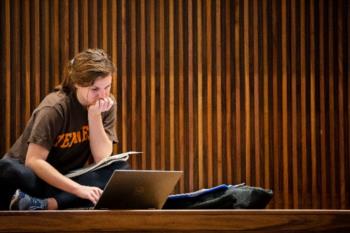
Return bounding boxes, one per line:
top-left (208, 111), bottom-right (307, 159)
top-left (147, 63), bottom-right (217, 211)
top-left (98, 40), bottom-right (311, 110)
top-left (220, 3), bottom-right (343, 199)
top-left (88, 97), bottom-right (114, 115)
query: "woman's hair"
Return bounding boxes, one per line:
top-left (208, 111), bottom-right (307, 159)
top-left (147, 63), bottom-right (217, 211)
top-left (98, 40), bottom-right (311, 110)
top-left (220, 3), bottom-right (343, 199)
top-left (58, 48), bottom-right (116, 94)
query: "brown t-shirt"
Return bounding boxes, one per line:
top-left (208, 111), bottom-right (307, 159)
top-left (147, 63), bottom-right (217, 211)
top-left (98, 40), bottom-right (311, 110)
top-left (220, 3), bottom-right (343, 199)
top-left (6, 91), bottom-right (118, 175)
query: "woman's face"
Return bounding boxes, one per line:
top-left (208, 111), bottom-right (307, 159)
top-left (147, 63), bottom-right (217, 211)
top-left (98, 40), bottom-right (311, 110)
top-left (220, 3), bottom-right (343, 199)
top-left (75, 75), bottom-right (112, 106)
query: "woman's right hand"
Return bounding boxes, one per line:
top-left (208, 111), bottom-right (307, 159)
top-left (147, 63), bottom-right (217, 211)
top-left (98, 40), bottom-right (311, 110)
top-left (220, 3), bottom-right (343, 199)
top-left (74, 185), bottom-right (103, 205)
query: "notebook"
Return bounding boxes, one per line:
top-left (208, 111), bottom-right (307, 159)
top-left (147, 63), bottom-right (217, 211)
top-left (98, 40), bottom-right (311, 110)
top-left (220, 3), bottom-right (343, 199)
top-left (94, 170), bottom-right (183, 209)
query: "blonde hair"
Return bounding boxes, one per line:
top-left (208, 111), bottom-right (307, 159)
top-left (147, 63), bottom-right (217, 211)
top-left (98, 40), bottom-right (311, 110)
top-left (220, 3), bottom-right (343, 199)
top-left (58, 48), bottom-right (116, 94)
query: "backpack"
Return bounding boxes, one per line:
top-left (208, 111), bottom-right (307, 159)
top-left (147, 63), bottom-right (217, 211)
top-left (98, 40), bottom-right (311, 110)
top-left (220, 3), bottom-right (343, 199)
top-left (163, 184), bottom-right (273, 209)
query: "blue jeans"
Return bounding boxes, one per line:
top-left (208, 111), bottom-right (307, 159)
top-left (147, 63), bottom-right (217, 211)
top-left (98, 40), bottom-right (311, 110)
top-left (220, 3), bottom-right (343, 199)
top-left (0, 156), bottom-right (129, 210)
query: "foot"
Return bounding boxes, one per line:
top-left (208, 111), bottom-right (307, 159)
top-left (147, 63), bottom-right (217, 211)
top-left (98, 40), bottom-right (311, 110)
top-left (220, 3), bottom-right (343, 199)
top-left (9, 190), bottom-right (48, 210)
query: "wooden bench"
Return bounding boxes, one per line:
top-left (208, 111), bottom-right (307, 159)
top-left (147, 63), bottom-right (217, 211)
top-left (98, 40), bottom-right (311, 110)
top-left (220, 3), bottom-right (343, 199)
top-left (1, 209), bottom-right (349, 232)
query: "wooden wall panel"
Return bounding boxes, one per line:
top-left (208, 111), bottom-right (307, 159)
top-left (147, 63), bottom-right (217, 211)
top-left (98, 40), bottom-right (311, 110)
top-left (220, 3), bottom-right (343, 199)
top-left (0, 0), bottom-right (349, 209)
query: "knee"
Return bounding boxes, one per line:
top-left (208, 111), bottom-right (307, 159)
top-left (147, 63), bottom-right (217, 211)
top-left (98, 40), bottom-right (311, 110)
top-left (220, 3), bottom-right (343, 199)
top-left (111, 161), bottom-right (130, 170)
top-left (0, 158), bottom-right (20, 178)
top-left (0, 158), bottom-right (33, 182)
top-left (0, 158), bottom-right (18, 172)
top-left (93, 160), bottom-right (130, 178)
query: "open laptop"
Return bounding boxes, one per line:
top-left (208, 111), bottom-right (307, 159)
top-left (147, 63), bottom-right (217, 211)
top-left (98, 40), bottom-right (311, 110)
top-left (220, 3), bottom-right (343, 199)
top-left (94, 170), bottom-right (183, 209)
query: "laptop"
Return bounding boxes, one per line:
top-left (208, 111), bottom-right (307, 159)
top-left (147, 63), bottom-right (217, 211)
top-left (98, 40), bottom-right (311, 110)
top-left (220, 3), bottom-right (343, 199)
top-left (94, 170), bottom-right (183, 209)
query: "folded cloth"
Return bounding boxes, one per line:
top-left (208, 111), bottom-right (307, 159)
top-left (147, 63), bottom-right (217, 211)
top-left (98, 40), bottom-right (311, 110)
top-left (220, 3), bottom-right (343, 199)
top-left (163, 184), bottom-right (273, 209)
top-left (231, 185), bottom-right (273, 209)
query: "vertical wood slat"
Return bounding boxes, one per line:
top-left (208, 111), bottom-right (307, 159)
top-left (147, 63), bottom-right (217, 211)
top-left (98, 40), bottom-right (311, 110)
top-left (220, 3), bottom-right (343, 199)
top-left (205, 0), bottom-right (213, 188)
top-left (80, 0), bottom-right (88, 50)
top-left (168, 0), bottom-right (175, 172)
top-left (300, 0), bottom-right (308, 208)
top-left (110, 1), bottom-right (120, 154)
top-left (140, 0), bottom-right (147, 170)
top-left (187, 0), bottom-right (194, 189)
top-left (33, 0), bottom-right (41, 108)
top-left (149, 0), bottom-right (156, 170)
top-left (281, 0), bottom-right (289, 209)
top-left (177, 0), bottom-right (185, 193)
top-left (319, 0), bottom-right (328, 209)
top-left (253, 0), bottom-right (260, 188)
top-left (243, 0), bottom-right (251, 187)
top-left (233, 0), bottom-right (242, 185)
top-left (291, 0), bottom-right (299, 208)
top-left (101, 0), bottom-right (108, 50)
top-left (13, 0), bottom-right (20, 142)
top-left (158, 0), bottom-right (166, 171)
top-left (52, 0), bottom-right (60, 87)
top-left (41, 0), bottom-right (50, 98)
top-left (348, 0), bottom-right (350, 210)
top-left (336, 0), bottom-right (346, 209)
top-left (327, 0), bottom-right (336, 209)
top-left (0, 1), bottom-right (4, 152)
top-left (90, 0), bottom-right (97, 48)
top-left (23, 0), bottom-right (31, 124)
top-left (196, 0), bottom-right (204, 189)
top-left (130, 0), bottom-right (137, 167)
top-left (309, 0), bottom-right (318, 209)
top-left (262, 0), bottom-right (269, 199)
top-left (224, 0), bottom-right (232, 185)
top-left (71, 0), bottom-right (79, 55)
top-left (60, 0), bottom-right (69, 99)
top-left (121, 0), bottom-right (127, 153)
top-left (262, 0), bottom-right (270, 196)
top-left (272, 0), bottom-right (280, 209)
top-left (215, 0), bottom-right (222, 185)
top-left (0, 0), bottom-right (349, 209)
top-left (4, 0), bottom-right (11, 152)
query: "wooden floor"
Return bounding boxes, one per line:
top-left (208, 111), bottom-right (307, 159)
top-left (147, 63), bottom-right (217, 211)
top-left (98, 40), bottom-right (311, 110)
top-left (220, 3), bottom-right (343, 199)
top-left (0, 209), bottom-right (350, 232)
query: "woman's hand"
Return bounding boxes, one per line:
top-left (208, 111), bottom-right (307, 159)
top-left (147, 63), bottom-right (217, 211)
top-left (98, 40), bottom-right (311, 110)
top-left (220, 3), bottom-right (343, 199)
top-left (88, 97), bottom-right (114, 116)
top-left (87, 96), bottom-right (114, 163)
top-left (74, 185), bottom-right (103, 205)
top-left (25, 143), bottom-right (104, 206)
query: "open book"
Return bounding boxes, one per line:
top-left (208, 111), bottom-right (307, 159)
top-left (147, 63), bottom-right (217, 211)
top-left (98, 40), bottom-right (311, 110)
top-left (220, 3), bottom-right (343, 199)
top-left (65, 151), bottom-right (142, 178)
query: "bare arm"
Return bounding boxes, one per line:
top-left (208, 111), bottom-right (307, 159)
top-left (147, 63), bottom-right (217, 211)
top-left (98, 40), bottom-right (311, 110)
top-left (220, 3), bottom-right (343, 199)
top-left (88, 97), bottom-right (114, 163)
top-left (25, 143), bottom-right (102, 205)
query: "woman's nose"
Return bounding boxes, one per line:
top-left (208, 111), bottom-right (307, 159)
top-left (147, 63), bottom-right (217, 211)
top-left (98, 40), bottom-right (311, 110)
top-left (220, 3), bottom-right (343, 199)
top-left (98, 90), bottom-right (107, 99)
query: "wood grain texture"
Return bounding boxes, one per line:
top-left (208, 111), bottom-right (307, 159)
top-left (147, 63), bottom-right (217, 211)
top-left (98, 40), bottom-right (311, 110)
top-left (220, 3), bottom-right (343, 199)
top-left (0, 0), bottom-right (349, 209)
top-left (0, 210), bottom-right (349, 232)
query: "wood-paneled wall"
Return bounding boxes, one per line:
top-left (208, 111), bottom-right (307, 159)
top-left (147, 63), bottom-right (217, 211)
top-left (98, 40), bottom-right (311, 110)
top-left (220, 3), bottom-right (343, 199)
top-left (0, 0), bottom-right (349, 209)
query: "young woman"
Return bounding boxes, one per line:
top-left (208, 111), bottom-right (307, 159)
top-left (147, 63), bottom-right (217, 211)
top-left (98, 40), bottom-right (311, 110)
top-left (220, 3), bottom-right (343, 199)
top-left (0, 49), bottom-right (128, 210)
